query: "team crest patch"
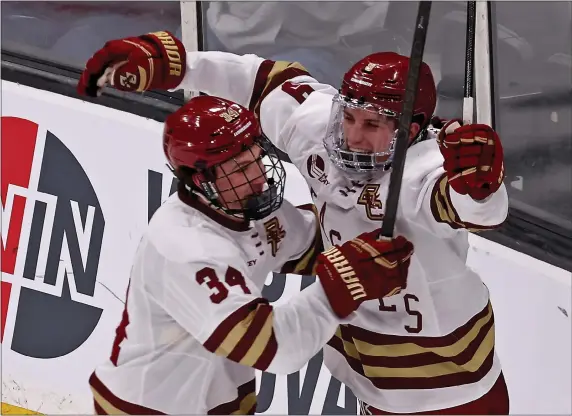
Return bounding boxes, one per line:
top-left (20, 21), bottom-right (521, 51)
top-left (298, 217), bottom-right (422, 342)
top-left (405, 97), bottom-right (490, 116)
top-left (263, 217), bottom-right (286, 257)
top-left (357, 184), bottom-right (384, 221)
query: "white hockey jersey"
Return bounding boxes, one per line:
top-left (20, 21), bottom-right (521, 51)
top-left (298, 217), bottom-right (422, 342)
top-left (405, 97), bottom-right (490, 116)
top-left (91, 189), bottom-right (343, 415)
top-left (176, 51), bottom-right (510, 413)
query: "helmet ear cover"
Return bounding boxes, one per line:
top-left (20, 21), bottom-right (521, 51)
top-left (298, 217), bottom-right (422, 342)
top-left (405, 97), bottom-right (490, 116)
top-left (176, 165), bottom-right (219, 201)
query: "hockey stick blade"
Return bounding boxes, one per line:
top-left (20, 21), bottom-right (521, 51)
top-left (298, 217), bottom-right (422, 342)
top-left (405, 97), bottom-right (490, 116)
top-left (379, 1), bottom-right (432, 240)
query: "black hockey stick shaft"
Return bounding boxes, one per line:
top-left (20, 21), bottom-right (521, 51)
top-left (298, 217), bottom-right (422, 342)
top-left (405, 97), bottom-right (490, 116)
top-left (463, 1), bottom-right (477, 123)
top-left (379, 1), bottom-right (432, 239)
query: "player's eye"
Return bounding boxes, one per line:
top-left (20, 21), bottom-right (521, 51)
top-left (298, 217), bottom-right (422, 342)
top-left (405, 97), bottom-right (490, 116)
top-left (239, 164), bottom-right (251, 173)
top-left (229, 163), bottom-right (248, 174)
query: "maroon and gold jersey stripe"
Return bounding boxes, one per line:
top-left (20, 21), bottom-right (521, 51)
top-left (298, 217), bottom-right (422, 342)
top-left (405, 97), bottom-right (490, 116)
top-left (248, 59), bottom-right (311, 118)
top-left (207, 379), bottom-right (257, 415)
top-left (90, 372), bottom-right (165, 415)
top-left (327, 302), bottom-right (496, 390)
top-left (203, 298), bottom-right (278, 371)
top-left (90, 372), bottom-right (256, 415)
top-left (430, 173), bottom-right (504, 232)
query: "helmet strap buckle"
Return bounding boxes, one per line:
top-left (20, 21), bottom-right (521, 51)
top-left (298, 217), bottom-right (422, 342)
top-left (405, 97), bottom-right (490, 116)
top-left (191, 167), bottom-right (219, 201)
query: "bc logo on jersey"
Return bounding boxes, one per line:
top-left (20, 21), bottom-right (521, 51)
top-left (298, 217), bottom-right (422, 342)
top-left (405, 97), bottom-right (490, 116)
top-left (357, 184), bottom-right (384, 221)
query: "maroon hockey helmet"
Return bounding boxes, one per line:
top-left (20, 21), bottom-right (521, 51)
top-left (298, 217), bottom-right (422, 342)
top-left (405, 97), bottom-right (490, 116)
top-left (324, 52), bottom-right (437, 175)
top-left (163, 95), bottom-right (286, 221)
top-left (341, 52), bottom-right (436, 128)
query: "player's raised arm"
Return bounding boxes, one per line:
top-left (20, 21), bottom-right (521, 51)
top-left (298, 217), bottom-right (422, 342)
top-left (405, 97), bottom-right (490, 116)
top-left (157, 230), bottom-right (413, 375)
top-left (76, 30), bottom-right (272, 106)
top-left (403, 120), bottom-right (509, 236)
top-left (76, 31), bottom-right (334, 153)
top-left (432, 120), bottom-right (508, 228)
top-left (77, 31), bottom-right (188, 97)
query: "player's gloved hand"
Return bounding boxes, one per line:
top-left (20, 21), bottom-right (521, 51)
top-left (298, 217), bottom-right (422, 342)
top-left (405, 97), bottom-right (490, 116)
top-left (437, 120), bottom-right (505, 201)
top-left (77, 31), bottom-right (186, 97)
top-left (316, 233), bottom-right (413, 319)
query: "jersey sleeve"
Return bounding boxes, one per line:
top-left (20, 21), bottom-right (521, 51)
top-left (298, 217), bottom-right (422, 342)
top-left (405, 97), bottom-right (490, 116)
top-left (275, 203), bottom-right (323, 275)
top-left (399, 139), bottom-right (509, 237)
top-left (427, 175), bottom-right (509, 233)
top-left (155, 252), bottom-right (339, 375)
top-left (175, 51), bottom-right (335, 154)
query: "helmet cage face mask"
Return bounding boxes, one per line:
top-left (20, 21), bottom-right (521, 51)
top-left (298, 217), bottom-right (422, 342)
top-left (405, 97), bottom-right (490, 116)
top-left (199, 134), bottom-right (287, 222)
top-left (324, 93), bottom-right (399, 175)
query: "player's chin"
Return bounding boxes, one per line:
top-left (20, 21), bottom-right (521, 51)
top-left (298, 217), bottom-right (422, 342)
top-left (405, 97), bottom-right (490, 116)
top-left (226, 199), bottom-right (246, 211)
top-left (241, 191), bottom-right (263, 206)
top-left (226, 193), bottom-right (252, 210)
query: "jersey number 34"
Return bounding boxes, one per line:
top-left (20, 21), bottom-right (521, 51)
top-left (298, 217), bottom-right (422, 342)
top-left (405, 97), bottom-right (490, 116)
top-left (196, 266), bottom-right (251, 304)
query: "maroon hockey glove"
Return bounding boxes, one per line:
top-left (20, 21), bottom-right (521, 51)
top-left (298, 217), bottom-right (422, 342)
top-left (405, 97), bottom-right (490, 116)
top-left (77, 31), bottom-right (186, 97)
top-left (316, 233), bottom-right (413, 319)
top-left (437, 120), bottom-right (505, 201)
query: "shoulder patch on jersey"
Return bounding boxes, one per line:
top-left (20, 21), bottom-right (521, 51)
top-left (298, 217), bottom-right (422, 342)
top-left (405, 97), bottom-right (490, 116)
top-left (306, 153), bottom-right (330, 185)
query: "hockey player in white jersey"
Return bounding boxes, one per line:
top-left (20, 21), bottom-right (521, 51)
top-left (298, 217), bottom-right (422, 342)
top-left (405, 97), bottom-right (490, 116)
top-left (78, 31), bottom-right (509, 414)
top-left (84, 92), bottom-right (414, 415)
